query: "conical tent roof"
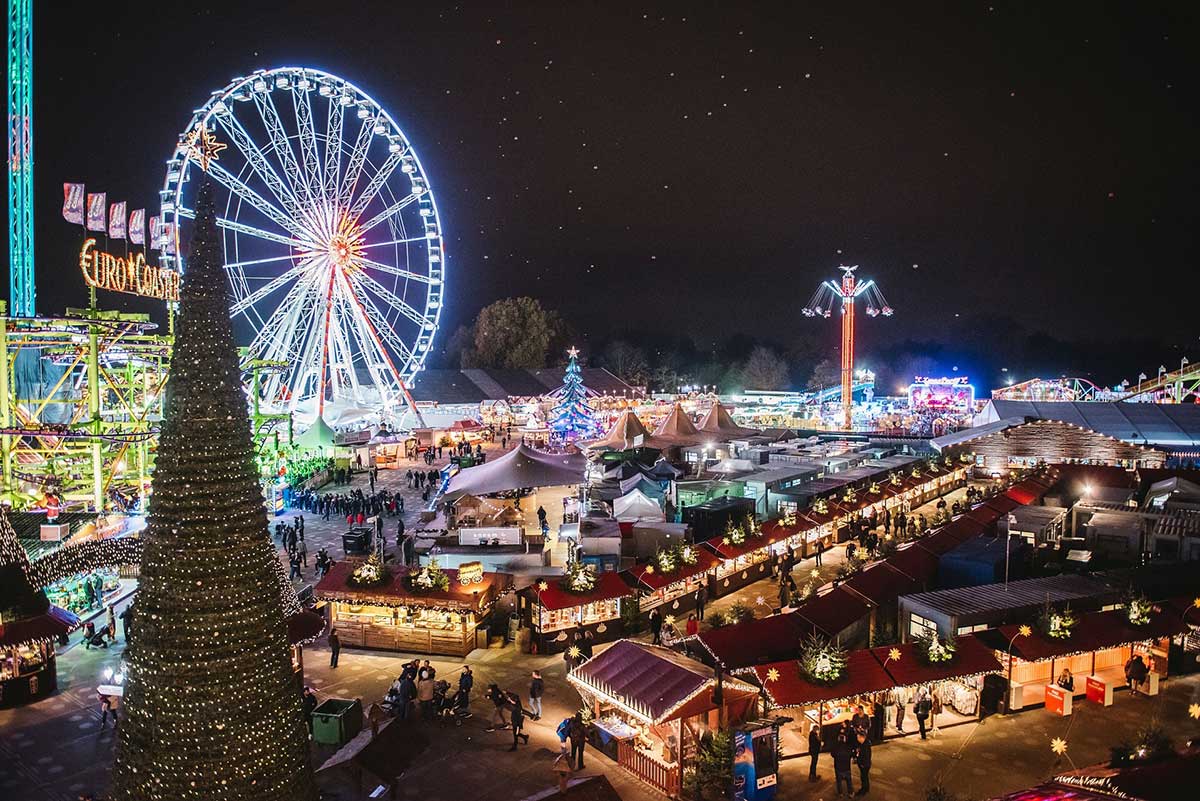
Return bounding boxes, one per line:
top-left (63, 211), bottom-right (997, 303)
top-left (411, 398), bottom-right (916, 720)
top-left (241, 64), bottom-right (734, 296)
top-left (653, 402), bottom-right (702, 445)
top-left (586, 410), bottom-right (667, 451)
top-left (698, 401), bottom-right (760, 440)
top-left (613, 488), bottom-right (666, 522)
top-left (294, 415), bottom-right (337, 452)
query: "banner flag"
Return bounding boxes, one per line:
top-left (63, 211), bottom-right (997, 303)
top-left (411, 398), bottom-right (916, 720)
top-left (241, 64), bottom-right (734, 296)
top-left (161, 222), bottom-right (176, 255)
top-left (129, 209), bottom-right (145, 245)
top-left (86, 193), bottom-right (107, 232)
top-left (149, 216), bottom-right (162, 249)
top-left (62, 183), bottom-right (85, 224)
top-left (108, 201), bottom-right (127, 239)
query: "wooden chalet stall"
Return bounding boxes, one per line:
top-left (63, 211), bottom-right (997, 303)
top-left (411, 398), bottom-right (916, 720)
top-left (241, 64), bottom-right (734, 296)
top-left (315, 560), bottom-right (505, 657)
top-left (622, 545), bottom-right (719, 616)
top-left (980, 605), bottom-right (1186, 713)
top-left (519, 570), bottom-right (634, 654)
top-left (568, 640), bottom-right (758, 798)
top-left (703, 528), bottom-right (777, 598)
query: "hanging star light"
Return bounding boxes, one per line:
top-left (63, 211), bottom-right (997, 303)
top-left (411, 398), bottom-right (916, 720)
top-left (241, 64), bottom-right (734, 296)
top-left (1018, 624), bottom-right (1033, 638)
top-left (665, 614), bottom-right (676, 626)
top-left (567, 645), bottom-right (582, 660)
top-left (537, 580), bottom-right (549, 592)
top-left (765, 668), bottom-right (780, 683)
top-left (888, 647), bottom-right (902, 663)
top-left (1051, 738), bottom-right (1069, 756)
top-left (182, 123), bottom-right (227, 171)
top-left (755, 595), bottom-right (767, 606)
top-left (1189, 703), bottom-right (1200, 720)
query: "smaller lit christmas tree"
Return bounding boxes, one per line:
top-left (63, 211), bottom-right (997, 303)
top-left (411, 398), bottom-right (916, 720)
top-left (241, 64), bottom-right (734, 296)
top-left (549, 347), bottom-right (598, 442)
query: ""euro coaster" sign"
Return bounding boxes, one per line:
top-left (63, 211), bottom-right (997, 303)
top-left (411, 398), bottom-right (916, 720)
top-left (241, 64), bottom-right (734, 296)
top-left (79, 238), bottom-right (180, 302)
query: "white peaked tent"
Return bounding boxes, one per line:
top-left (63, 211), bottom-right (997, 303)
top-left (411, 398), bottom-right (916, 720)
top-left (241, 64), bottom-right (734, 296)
top-left (444, 443), bottom-right (585, 500)
top-left (653, 402), bottom-right (703, 446)
top-left (613, 488), bottom-right (666, 523)
top-left (586, 410), bottom-right (669, 451)
top-left (698, 401), bottom-right (760, 440)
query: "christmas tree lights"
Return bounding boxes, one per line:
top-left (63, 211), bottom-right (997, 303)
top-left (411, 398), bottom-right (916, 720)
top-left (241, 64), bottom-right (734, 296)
top-left (110, 179), bottom-right (318, 801)
top-left (548, 347), bottom-right (598, 442)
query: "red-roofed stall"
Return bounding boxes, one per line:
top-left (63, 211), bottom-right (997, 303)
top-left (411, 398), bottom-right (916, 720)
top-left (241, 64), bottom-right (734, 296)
top-left (703, 528), bottom-right (780, 597)
top-left (518, 571), bottom-right (635, 654)
top-left (622, 546), bottom-right (719, 616)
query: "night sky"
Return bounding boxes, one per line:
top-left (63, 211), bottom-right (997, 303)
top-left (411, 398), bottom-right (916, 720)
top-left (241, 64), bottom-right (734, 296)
top-left (24, 2), bottom-right (1200, 387)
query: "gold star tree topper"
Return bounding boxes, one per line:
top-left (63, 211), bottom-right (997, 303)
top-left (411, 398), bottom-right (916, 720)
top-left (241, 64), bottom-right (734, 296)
top-left (183, 124), bottom-right (227, 171)
top-left (1051, 738), bottom-right (1068, 755)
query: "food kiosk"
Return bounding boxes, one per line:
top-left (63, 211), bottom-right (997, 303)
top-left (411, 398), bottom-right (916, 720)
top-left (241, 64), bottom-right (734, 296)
top-left (704, 529), bottom-right (777, 598)
top-left (315, 558), bottom-right (506, 657)
top-left (519, 569), bottom-right (633, 654)
top-left (622, 545), bottom-right (719, 616)
top-left (568, 640), bottom-right (758, 798)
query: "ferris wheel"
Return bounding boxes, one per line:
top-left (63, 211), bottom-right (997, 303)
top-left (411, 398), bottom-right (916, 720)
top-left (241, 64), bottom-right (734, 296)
top-left (161, 67), bottom-right (444, 427)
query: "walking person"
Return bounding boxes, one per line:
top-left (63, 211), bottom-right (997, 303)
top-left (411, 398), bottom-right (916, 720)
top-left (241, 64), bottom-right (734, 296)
top-left (808, 724), bottom-right (822, 782)
top-left (649, 608), bottom-right (663, 645)
top-left (297, 538), bottom-right (308, 568)
top-left (98, 690), bottom-right (117, 730)
top-left (486, 684), bottom-right (510, 731)
top-left (507, 692), bottom-right (530, 750)
top-left (894, 689), bottom-right (906, 733)
top-left (694, 584), bottom-right (707, 621)
top-left (289, 550), bottom-right (302, 580)
top-left (458, 665), bottom-right (474, 706)
top-left (915, 687), bottom-right (932, 740)
top-left (106, 605), bottom-right (118, 643)
top-left (569, 713), bottom-right (587, 769)
top-left (815, 538), bottom-right (824, 566)
top-left (328, 628), bottom-right (341, 668)
top-left (832, 732), bottom-right (854, 796)
top-left (930, 686), bottom-right (942, 737)
top-left (529, 671), bottom-right (544, 720)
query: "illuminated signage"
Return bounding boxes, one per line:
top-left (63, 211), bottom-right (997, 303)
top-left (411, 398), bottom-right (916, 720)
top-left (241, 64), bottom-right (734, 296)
top-left (79, 238), bottom-right (180, 302)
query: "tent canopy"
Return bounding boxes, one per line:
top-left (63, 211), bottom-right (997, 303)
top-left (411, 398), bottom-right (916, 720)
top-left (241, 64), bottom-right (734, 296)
top-left (698, 401), bottom-right (760, 440)
top-left (653, 402), bottom-right (702, 446)
top-left (613, 488), bottom-right (665, 522)
top-left (444, 443), bottom-right (585, 499)
top-left (294, 416), bottom-right (338, 452)
top-left (586, 410), bottom-right (669, 451)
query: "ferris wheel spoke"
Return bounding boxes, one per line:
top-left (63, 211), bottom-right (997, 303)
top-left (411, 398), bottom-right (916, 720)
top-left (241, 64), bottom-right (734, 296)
top-left (211, 110), bottom-right (306, 222)
top-left (349, 270), bottom-right (427, 328)
top-left (249, 272), bottom-right (319, 357)
top-left (322, 96), bottom-right (345, 203)
top-left (224, 252), bottom-right (306, 271)
top-left (346, 151), bottom-right (403, 220)
top-left (353, 254), bottom-right (436, 284)
top-left (178, 206), bottom-right (309, 249)
top-left (358, 193), bottom-right (419, 234)
top-left (337, 270), bottom-right (411, 389)
top-left (207, 162), bottom-right (312, 242)
top-left (292, 87), bottom-right (324, 202)
top-left (338, 117), bottom-right (375, 209)
top-left (230, 262), bottom-right (312, 317)
top-left (252, 91), bottom-right (312, 208)
top-left (360, 235), bottom-right (430, 249)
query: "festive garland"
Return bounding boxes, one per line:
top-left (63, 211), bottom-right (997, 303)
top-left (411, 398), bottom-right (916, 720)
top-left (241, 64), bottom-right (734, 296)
top-left (914, 631), bottom-right (957, 665)
top-left (812, 498), bottom-right (829, 515)
top-left (347, 554), bottom-right (390, 588)
top-left (1127, 595), bottom-right (1153, 627)
top-left (562, 559), bottom-right (598, 594)
top-left (1039, 603), bottom-right (1078, 640)
top-left (406, 558), bottom-right (450, 593)
top-left (799, 633), bottom-right (848, 686)
top-left (722, 515), bottom-right (759, 546)
top-left (650, 543), bottom-right (700, 575)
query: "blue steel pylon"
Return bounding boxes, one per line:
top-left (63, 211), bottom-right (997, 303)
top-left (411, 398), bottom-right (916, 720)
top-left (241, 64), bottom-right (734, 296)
top-left (7, 0), bottom-right (34, 316)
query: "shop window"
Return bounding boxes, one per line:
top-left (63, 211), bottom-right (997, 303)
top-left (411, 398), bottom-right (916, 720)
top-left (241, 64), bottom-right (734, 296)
top-left (909, 613), bottom-right (938, 640)
top-left (956, 624), bottom-right (987, 635)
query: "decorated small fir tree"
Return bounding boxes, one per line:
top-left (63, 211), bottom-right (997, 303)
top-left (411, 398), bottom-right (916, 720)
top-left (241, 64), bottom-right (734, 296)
top-left (548, 347), bottom-right (598, 441)
top-left (111, 180), bottom-right (317, 801)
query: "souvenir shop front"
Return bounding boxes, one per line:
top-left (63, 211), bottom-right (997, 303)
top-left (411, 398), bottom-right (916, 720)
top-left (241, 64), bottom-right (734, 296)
top-left (868, 634), bottom-right (1003, 736)
top-left (518, 568), bottom-right (634, 654)
top-left (984, 605), bottom-right (1183, 713)
top-left (622, 545), bottom-right (718, 616)
top-left (703, 530), bottom-right (776, 598)
top-left (315, 559), bottom-right (506, 657)
top-left (0, 592), bottom-right (79, 708)
top-left (568, 640), bottom-right (759, 798)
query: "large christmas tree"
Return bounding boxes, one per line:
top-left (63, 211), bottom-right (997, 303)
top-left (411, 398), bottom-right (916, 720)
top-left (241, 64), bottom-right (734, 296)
top-left (549, 346), bottom-right (598, 441)
top-left (111, 179), bottom-right (317, 801)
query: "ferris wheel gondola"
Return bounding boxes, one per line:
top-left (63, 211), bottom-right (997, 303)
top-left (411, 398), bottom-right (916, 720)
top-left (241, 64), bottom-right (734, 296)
top-left (161, 67), bottom-right (444, 428)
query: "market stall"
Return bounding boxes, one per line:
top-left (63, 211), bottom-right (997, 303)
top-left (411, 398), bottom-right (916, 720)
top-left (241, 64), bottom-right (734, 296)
top-left (981, 604), bottom-right (1185, 712)
top-left (315, 558), bottom-right (506, 657)
top-left (703, 526), bottom-right (778, 598)
top-left (568, 640), bottom-right (758, 798)
top-left (519, 566), bottom-right (634, 653)
top-left (622, 544), bottom-right (718, 617)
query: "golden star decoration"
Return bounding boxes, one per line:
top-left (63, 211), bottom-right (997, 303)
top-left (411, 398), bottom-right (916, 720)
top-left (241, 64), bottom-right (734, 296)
top-left (567, 645), bottom-right (582, 659)
top-left (183, 124), bottom-right (227, 171)
top-left (888, 647), bottom-right (902, 663)
top-left (644, 565), bottom-right (654, 574)
top-left (1018, 625), bottom-right (1033, 638)
top-left (537, 580), bottom-right (549, 592)
top-left (765, 668), bottom-right (780, 682)
top-left (1193, 597), bottom-right (1200, 609)
top-left (664, 615), bottom-right (676, 626)
top-left (1189, 703), bottom-right (1200, 720)
top-left (1050, 738), bottom-right (1068, 756)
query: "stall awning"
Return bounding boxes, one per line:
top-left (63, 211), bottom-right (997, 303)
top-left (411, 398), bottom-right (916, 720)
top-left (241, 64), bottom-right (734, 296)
top-left (704, 531), bottom-right (780, 561)
top-left (984, 496), bottom-right (1022, 516)
top-left (870, 634), bottom-right (1002, 688)
top-left (523, 571), bottom-right (634, 611)
top-left (842, 563), bottom-right (921, 608)
top-left (568, 639), bottom-right (757, 724)
top-left (964, 505), bottom-right (1003, 528)
top-left (694, 611), bottom-right (815, 671)
top-left (444, 443), bottom-right (585, 499)
top-left (314, 562), bottom-right (506, 612)
top-left (754, 649), bottom-right (895, 709)
top-left (982, 606), bottom-right (1189, 663)
top-left (796, 586), bottom-right (872, 638)
top-left (884, 544), bottom-right (941, 584)
top-left (623, 548), bottom-right (720, 592)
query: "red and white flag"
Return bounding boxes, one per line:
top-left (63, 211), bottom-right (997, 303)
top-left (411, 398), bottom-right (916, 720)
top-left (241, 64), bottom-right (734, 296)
top-left (108, 201), bottom-right (127, 239)
top-left (149, 216), bottom-right (162, 249)
top-left (161, 222), bottom-right (176, 255)
top-left (129, 209), bottom-right (145, 245)
top-left (86, 193), bottom-right (107, 232)
top-left (62, 183), bottom-right (85, 224)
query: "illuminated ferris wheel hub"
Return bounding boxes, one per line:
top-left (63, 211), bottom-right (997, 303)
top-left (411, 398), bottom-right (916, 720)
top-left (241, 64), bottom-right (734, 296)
top-left (162, 67), bottom-right (445, 429)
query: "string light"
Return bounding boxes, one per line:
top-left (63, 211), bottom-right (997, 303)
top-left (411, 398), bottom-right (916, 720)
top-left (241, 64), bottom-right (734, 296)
top-left (109, 179), bottom-right (318, 801)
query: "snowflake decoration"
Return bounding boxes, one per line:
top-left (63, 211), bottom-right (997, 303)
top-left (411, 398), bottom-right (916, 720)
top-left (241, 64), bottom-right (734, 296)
top-left (765, 668), bottom-right (780, 683)
top-left (755, 595), bottom-right (766, 606)
top-left (1051, 738), bottom-right (1068, 756)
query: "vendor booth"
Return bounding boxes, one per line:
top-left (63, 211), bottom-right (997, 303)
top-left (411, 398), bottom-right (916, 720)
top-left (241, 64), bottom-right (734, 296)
top-left (315, 559), bottom-right (506, 657)
top-left (703, 529), bottom-right (778, 598)
top-left (519, 569), bottom-right (634, 653)
top-left (568, 640), bottom-right (758, 798)
top-left (622, 545), bottom-right (719, 616)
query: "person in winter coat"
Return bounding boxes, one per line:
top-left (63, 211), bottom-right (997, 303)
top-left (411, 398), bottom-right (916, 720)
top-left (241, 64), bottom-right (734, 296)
top-left (808, 725), bottom-right (822, 782)
top-left (458, 666), bottom-right (474, 704)
top-left (915, 688), bottom-right (932, 740)
top-left (507, 692), bottom-right (530, 750)
top-left (832, 732), bottom-right (854, 796)
top-left (686, 613), bottom-right (699, 637)
top-left (486, 684), bottom-right (510, 730)
top-left (568, 713), bottom-right (587, 769)
top-left (529, 671), bottom-right (544, 720)
top-left (649, 608), bottom-right (663, 645)
top-left (417, 674), bottom-right (435, 720)
top-left (397, 674), bottom-right (416, 720)
top-left (855, 732), bottom-right (872, 795)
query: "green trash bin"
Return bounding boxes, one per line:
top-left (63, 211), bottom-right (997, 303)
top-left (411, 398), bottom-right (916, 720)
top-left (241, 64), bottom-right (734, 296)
top-left (311, 698), bottom-right (363, 746)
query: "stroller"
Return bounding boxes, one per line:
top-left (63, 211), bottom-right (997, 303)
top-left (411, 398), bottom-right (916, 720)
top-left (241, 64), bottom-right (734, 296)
top-left (434, 681), bottom-right (471, 726)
